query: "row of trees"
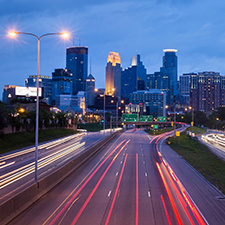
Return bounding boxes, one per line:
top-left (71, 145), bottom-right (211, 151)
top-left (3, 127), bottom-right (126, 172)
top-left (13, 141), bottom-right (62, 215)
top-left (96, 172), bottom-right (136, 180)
top-left (0, 101), bottom-right (80, 134)
top-left (176, 107), bottom-right (225, 130)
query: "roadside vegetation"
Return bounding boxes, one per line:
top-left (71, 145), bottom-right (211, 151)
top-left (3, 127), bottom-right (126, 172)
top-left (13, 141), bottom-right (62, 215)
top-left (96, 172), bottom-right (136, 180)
top-left (0, 129), bottom-right (78, 155)
top-left (145, 126), bottom-right (174, 135)
top-left (78, 122), bottom-right (110, 132)
top-left (168, 127), bottom-right (225, 194)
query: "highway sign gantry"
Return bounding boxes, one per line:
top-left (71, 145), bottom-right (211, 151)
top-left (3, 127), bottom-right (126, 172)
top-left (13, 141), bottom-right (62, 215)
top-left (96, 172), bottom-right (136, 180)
top-left (140, 115), bottom-right (153, 122)
top-left (122, 114), bottom-right (138, 122)
top-left (157, 117), bottom-right (167, 122)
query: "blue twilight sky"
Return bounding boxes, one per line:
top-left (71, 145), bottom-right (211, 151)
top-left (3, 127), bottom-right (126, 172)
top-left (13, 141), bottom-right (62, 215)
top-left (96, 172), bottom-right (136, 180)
top-left (1, 0), bottom-right (225, 98)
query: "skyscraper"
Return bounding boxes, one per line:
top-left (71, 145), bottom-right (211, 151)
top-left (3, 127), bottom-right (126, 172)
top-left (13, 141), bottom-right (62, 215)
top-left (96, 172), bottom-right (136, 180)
top-left (160, 49), bottom-right (178, 106)
top-left (85, 74), bottom-right (95, 107)
top-left (105, 52), bottom-right (122, 98)
top-left (121, 54), bottom-right (146, 98)
top-left (66, 46), bottom-right (88, 95)
top-left (51, 69), bottom-right (73, 106)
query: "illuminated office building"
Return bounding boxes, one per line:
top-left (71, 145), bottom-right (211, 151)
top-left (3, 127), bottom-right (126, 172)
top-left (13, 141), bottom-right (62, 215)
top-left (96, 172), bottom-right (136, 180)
top-left (121, 54), bottom-right (146, 98)
top-left (52, 69), bottom-right (73, 106)
top-left (160, 49), bottom-right (178, 106)
top-left (85, 74), bottom-right (95, 107)
top-left (105, 52), bottom-right (122, 98)
top-left (66, 46), bottom-right (88, 95)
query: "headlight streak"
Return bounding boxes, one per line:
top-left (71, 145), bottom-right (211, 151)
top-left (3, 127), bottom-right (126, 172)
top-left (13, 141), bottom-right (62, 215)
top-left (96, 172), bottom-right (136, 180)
top-left (0, 140), bottom-right (81, 180)
top-left (0, 133), bottom-right (85, 162)
top-left (0, 161), bottom-right (15, 169)
top-left (0, 142), bottom-right (85, 189)
top-left (202, 133), bottom-right (225, 148)
top-left (154, 131), bottom-right (208, 225)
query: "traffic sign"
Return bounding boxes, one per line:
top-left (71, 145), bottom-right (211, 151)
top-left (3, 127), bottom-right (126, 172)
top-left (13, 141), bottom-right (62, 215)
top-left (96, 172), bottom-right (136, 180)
top-left (122, 114), bottom-right (138, 122)
top-left (176, 131), bottom-right (180, 137)
top-left (171, 121), bottom-right (174, 127)
top-left (153, 125), bottom-right (158, 129)
top-left (140, 115), bottom-right (153, 122)
top-left (157, 117), bottom-right (167, 122)
top-left (191, 121), bottom-right (194, 126)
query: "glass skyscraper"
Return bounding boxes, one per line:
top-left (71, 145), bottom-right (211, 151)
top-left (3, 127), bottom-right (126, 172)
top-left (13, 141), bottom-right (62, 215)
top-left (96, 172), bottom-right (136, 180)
top-left (51, 69), bottom-right (73, 106)
top-left (160, 49), bottom-right (178, 106)
top-left (121, 54), bottom-right (146, 98)
top-left (85, 74), bottom-right (95, 107)
top-left (66, 46), bottom-right (88, 95)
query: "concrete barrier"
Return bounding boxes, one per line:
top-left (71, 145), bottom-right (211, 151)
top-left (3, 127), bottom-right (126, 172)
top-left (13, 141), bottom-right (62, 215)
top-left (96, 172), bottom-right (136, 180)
top-left (0, 130), bottom-right (123, 225)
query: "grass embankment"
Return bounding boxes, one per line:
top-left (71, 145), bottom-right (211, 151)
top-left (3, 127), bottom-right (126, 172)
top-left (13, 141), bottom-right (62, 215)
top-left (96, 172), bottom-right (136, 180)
top-left (0, 129), bottom-right (78, 155)
top-left (77, 123), bottom-right (110, 132)
top-left (168, 127), bottom-right (225, 194)
top-left (145, 126), bottom-right (174, 135)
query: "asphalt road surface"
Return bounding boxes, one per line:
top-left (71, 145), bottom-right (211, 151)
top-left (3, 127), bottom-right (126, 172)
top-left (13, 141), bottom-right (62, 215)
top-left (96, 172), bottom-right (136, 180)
top-left (0, 130), bottom-right (113, 204)
top-left (8, 129), bottom-right (225, 225)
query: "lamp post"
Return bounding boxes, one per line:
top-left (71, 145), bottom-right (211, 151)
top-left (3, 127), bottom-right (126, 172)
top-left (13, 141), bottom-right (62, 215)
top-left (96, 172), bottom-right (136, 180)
top-left (9, 31), bottom-right (69, 186)
top-left (216, 117), bottom-right (219, 130)
top-left (189, 106), bottom-right (194, 137)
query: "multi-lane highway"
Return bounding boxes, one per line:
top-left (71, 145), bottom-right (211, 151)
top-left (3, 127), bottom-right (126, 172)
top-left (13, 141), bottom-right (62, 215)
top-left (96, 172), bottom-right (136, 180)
top-left (0, 129), bottom-right (120, 204)
top-left (200, 133), bottom-right (225, 161)
top-left (6, 128), bottom-right (225, 225)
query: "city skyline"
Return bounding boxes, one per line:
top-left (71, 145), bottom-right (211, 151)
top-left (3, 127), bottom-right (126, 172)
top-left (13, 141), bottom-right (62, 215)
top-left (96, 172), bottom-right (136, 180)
top-left (1, 0), bottom-right (225, 98)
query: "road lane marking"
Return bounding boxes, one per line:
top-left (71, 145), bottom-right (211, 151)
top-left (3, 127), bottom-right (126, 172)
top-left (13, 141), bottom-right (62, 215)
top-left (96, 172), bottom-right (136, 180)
top-left (108, 191), bottom-right (111, 197)
top-left (70, 152), bottom-right (128, 225)
top-left (116, 172), bottom-right (118, 176)
top-left (136, 154), bottom-right (139, 225)
top-left (105, 154), bottom-right (128, 225)
top-left (145, 173), bottom-right (147, 177)
top-left (46, 139), bottom-right (129, 225)
top-left (148, 191), bottom-right (151, 197)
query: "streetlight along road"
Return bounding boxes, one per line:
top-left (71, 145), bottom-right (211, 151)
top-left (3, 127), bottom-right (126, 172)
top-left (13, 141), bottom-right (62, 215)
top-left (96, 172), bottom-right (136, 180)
top-left (9, 30), bottom-right (69, 187)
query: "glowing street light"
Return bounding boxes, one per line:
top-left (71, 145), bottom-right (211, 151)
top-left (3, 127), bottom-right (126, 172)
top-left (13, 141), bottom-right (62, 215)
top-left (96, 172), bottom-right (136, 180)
top-left (9, 30), bottom-right (69, 186)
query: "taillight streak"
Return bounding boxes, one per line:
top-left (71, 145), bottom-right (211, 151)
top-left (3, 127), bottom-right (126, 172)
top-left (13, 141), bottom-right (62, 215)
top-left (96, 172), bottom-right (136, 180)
top-left (156, 162), bottom-right (183, 225)
top-left (71, 145), bottom-right (129, 225)
top-left (47, 139), bottom-right (128, 225)
top-left (161, 195), bottom-right (172, 225)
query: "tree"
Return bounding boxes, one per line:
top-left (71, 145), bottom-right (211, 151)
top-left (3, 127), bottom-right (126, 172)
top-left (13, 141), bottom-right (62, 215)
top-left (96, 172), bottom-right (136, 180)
top-left (0, 101), bottom-right (8, 130)
top-left (195, 111), bottom-right (208, 127)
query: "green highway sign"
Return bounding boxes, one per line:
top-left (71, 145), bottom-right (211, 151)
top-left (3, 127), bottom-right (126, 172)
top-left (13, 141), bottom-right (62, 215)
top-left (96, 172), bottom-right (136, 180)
top-left (140, 115), bottom-right (153, 122)
top-left (122, 114), bottom-right (138, 122)
top-left (153, 125), bottom-right (158, 129)
top-left (157, 117), bottom-right (167, 122)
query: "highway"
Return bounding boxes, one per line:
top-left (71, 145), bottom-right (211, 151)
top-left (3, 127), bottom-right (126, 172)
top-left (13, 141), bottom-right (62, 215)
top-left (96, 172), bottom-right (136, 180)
top-left (0, 129), bottom-right (119, 204)
top-left (200, 133), bottom-right (225, 161)
top-left (7, 128), bottom-right (225, 225)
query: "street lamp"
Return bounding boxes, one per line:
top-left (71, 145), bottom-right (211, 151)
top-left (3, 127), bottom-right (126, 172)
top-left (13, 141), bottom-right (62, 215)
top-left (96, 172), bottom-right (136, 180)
top-left (189, 106), bottom-right (194, 137)
top-left (216, 117), bottom-right (219, 130)
top-left (9, 30), bottom-right (69, 186)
